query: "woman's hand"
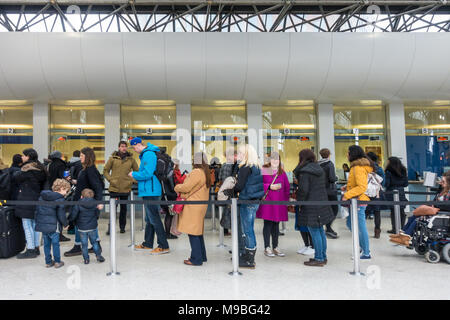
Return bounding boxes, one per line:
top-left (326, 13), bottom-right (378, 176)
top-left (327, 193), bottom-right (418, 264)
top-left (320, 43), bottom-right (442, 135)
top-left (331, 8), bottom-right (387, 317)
top-left (341, 185), bottom-right (346, 191)
top-left (341, 196), bottom-right (347, 201)
top-left (97, 204), bottom-right (104, 210)
top-left (270, 183), bottom-right (282, 191)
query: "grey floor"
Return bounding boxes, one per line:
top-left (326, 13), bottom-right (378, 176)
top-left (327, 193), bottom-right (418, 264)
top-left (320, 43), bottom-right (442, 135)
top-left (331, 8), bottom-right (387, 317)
top-left (1, 215), bottom-right (449, 300)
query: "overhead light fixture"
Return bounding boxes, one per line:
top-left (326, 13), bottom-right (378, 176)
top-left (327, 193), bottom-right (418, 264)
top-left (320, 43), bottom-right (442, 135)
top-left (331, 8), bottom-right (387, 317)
top-left (207, 124), bottom-right (248, 129)
top-left (355, 124), bottom-right (384, 129)
top-left (281, 124), bottom-right (315, 129)
top-left (0, 124), bottom-right (33, 129)
top-left (53, 124), bottom-right (105, 129)
top-left (129, 124), bottom-right (177, 129)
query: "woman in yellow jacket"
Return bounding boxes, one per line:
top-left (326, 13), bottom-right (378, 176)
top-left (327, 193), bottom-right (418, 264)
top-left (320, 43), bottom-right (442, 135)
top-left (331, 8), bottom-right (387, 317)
top-left (174, 152), bottom-right (211, 266)
top-left (341, 145), bottom-right (374, 260)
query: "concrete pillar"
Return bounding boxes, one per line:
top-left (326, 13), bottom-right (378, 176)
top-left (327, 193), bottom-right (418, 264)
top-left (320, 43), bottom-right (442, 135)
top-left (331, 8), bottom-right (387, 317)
top-left (175, 103), bottom-right (192, 172)
top-left (247, 103), bottom-right (264, 164)
top-left (387, 103), bottom-right (407, 165)
top-left (33, 102), bottom-right (49, 162)
top-left (104, 103), bottom-right (121, 160)
top-left (317, 103), bottom-right (336, 164)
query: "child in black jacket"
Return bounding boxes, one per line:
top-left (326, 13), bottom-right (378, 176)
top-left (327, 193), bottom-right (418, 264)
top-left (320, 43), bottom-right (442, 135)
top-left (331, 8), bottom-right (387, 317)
top-left (69, 188), bottom-right (105, 264)
top-left (35, 179), bottom-right (71, 268)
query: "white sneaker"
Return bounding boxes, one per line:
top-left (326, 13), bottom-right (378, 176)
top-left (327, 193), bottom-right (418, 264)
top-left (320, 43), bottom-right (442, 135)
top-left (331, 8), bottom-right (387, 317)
top-left (273, 247), bottom-right (285, 257)
top-left (301, 246), bottom-right (315, 256)
top-left (297, 246), bottom-right (308, 254)
top-left (264, 247), bottom-right (275, 257)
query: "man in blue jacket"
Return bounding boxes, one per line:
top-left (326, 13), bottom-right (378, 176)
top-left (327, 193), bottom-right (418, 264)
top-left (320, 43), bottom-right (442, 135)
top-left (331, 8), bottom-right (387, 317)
top-left (129, 137), bottom-right (170, 254)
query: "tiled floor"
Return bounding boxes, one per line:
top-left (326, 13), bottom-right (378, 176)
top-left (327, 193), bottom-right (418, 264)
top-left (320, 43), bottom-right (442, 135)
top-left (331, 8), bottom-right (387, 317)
top-left (1, 216), bottom-right (449, 300)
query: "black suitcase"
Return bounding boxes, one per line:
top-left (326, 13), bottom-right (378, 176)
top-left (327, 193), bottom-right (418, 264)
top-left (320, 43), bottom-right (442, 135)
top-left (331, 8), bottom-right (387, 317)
top-left (0, 206), bottom-right (26, 258)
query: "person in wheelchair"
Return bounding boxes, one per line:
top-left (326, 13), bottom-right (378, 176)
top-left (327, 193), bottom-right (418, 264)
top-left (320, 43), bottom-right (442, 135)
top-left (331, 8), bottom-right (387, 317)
top-left (390, 172), bottom-right (450, 246)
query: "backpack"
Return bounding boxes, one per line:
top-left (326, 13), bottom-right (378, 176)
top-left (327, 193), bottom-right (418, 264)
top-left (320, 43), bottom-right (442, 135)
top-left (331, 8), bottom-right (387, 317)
top-left (365, 172), bottom-right (383, 198)
top-left (0, 169), bottom-right (11, 200)
top-left (154, 151), bottom-right (174, 182)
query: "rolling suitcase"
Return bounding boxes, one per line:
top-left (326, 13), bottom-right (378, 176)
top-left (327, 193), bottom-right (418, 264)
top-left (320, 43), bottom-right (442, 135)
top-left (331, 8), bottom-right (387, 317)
top-left (0, 206), bottom-right (26, 258)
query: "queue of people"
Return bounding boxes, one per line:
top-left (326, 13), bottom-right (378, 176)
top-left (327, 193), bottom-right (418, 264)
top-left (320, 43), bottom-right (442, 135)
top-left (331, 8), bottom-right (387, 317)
top-left (2, 139), bottom-right (446, 270)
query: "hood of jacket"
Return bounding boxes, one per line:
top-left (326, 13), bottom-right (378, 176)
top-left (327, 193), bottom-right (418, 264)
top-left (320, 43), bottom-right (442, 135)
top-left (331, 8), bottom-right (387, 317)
top-left (40, 190), bottom-right (64, 201)
top-left (318, 158), bottom-right (330, 166)
top-left (140, 143), bottom-right (160, 158)
top-left (69, 157), bottom-right (80, 164)
top-left (112, 151), bottom-right (132, 160)
top-left (21, 162), bottom-right (42, 172)
top-left (350, 158), bottom-right (372, 168)
top-left (298, 161), bottom-right (324, 177)
top-left (79, 197), bottom-right (97, 209)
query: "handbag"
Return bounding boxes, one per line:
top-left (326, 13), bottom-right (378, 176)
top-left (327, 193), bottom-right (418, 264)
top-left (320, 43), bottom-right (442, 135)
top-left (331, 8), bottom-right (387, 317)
top-left (170, 213), bottom-right (182, 236)
top-left (262, 173), bottom-right (279, 201)
top-left (337, 206), bottom-right (349, 219)
top-left (161, 182), bottom-right (176, 215)
top-left (173, 181), bottom-right (205, 214)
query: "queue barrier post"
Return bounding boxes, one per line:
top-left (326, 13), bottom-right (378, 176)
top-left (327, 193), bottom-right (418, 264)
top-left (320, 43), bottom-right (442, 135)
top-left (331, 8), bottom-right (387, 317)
top-left (129, 192), bottom-right (135, 249)
top-left (217, 205), bottom-right (227, 248)
top-left (229, 198), bottom-right (242, 276)
top-left (141, 200), bottom-right (145, 232)
top-left (107, 197), bottom-right (120, 276)
top-left (349, 198), bottom-right (364, 276)
top-left (211, 194), bottom-right (217, 232)
top-left (393, 190), bottom-right (401, 235)
top-left (426, 187), bottom-right (431, 202)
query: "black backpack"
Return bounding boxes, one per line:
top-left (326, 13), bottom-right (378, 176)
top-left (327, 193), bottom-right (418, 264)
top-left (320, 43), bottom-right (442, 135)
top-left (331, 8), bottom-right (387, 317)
top-left (0, 169), bottom-right (11, 200)
top-left (154, 151), bottom-right (174, 183)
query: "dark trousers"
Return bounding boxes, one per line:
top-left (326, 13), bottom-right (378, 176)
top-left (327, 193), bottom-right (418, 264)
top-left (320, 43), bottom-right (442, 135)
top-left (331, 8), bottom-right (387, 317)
top-left (366, 207), bottom-right (381, 229)
top-left (300, 231), bottom-right (314, 248)
top-left (143, 196), bottom-right (169, 249)
top-left (188, 234), bottom-right (207, 265)
top-left (109, 192), bottom-right (129, 230)
top-left (325, 194), bottom-right (338, 231)
top-left (263, 220), bottom-right (280, 248)
top-left (163, 206), bottom-right (174, 235)
top-left (390, 207), bottom-right (406, 231)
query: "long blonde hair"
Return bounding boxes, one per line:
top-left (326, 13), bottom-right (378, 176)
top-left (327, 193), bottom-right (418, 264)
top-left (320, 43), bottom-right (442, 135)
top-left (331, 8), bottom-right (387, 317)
top-left (238, 144), bottom-right (260, 168)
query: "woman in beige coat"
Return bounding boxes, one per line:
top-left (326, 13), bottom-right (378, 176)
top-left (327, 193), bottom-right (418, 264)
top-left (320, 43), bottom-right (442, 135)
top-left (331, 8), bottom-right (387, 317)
top-left (174, 152), bottom-right (211, 266)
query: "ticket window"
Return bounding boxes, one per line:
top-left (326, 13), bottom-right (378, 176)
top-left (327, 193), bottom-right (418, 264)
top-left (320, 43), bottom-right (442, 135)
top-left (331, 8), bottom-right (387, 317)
top-left (0, 105), bottom-right (33, 166)
top-left (262, 104), bottom-right (316, 173)
top-left (334, 105), bottom-right (387, 180)
top-left (405, 105), bottom-right (450, 179)
top-left (50, 105), bottom-right (105, 172)
top-left (120, 104), bottom-right (177, 163)
top-left (191, 103), bottom-right (247, 164)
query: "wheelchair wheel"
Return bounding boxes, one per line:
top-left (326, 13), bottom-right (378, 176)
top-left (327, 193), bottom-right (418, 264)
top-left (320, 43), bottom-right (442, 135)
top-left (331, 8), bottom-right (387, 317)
top-left (442, 243), bottom-right (450, 264)
top-left (415, 243), bottom-right (427, 255)
top-left (425, 250), bottom-right (440, 263)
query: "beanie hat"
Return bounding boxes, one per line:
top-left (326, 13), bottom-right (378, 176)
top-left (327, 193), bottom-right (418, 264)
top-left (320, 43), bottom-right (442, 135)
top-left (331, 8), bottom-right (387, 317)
top-left (130, 137), bottom-right (143, 146)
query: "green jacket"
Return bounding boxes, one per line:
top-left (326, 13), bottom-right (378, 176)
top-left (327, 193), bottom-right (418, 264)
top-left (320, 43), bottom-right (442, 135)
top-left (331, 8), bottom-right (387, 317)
top-left (103, 151), bottom-right (139, 194)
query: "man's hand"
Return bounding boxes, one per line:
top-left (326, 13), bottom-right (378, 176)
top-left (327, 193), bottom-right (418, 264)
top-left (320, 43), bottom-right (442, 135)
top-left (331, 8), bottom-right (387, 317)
top-left (97, 204), bottom-right (104, 210)
top-left (128, 171), bottom-right (134, 178)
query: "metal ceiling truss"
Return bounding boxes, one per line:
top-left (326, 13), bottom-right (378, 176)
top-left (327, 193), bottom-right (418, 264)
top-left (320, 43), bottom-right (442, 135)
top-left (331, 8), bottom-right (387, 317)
top-left (0, 1), bottom-right (449, 32)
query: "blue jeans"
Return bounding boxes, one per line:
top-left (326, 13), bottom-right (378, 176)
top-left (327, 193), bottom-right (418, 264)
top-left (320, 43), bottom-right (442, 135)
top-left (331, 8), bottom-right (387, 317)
top-left (75, 226), bottom-right (99, 246)
top-left (22, 219), bottom-right (40, 250)
top-left (143, 196), bottom-right (169, 249)
top-left (307, 226), bottom-right (327, 262)
top-left (79, 230), bottom-right (102, 260)
top-left (43, 232), bottom-right (61, 264)
top-left (239, 203), bottom-right (259, 250)
top-left (404, 215), bottom-right (418, 236)
top-left (346, 205), bottom-right (370, 256)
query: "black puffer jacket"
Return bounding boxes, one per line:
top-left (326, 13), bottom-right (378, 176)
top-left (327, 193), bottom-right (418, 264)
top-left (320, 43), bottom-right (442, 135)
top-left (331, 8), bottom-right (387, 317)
top-left (318, 159), bottom-right (338, 196)
top-left (9, 165), bottom-right (21, 200)
top-left (35, 190), bottom-right (68, 234)
top-left (14, 161), bottom-right (48, 219)
top-left (73, 165), bottom-right (104, 201)
top-left (384, 169), bottom-right (408, 209)
top-left (294, 161), bottom-right (334, 228)
top-left (69, 198), bottom-right (99, 231)
top-left (48, 158), bottom-right (67, 188)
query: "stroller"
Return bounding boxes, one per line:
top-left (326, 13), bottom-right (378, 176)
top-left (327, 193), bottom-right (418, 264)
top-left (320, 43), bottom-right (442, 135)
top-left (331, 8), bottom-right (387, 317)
top-left (410, 212), bottom-right (450, 264)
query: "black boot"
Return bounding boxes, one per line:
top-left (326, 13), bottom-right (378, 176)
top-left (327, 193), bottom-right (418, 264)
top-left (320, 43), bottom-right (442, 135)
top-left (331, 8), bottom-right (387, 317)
top-left (64, 245), bottom-right (82, 257)
top-left (34, 247), bottom-right (40, 256)
top-left (16, 249), bottom-right (37, 259)
top-left (59, 234), bottom-right (71, 242)
top-left (240, 249), bottom-right (256, 269)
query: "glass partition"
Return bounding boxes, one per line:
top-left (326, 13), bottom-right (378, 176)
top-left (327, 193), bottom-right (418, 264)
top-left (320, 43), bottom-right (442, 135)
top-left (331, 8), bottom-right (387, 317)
top-left (334, 105), bottom-right (387, 180)
top-left (0, 105), bottom-right (33, 166)
top-left (191, 102), bottom-right (247, 164)
top-left (262, 103), bottom-right (316, 172)
top-left (50, 104), bottom-right (105, 171)
top-left (121, 103), bottom-right (177, 163)
top-left (405, 104), bottom-right (450, 179)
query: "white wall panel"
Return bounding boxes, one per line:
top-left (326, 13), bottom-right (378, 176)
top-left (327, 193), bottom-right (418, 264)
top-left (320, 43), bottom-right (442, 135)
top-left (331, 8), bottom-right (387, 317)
top-left (244, 33), bottom-right (290, 103)
top-left (38, 33), bottom-right (91, 100)
top-left (320, 33), bottom-right (375, 101)
top-left (122, 33), bottom-right (167, 99)
top-left (204, 33), bottom-right (248, 100)
top-left (0, 33), bottom-right (51, 101)
top-left (362, 33), bottom-right (415, 100)
top-left (165, 33), bottom-right (206, 103)
top-left (80, 33), bottom-right (128, 101)
top-left (281, 33), bottom-right (332, 100)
